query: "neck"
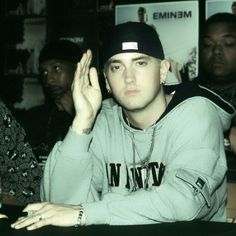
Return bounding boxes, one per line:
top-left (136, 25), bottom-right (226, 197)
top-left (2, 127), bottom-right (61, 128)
top-left (208, 80), bottom-right (236, 91)
top-left (124, 93), bottom-right (172, 129)
top-left (201, 73), bottom-right (236, 91)
top-left (55, 93), bottom-right (75, 116)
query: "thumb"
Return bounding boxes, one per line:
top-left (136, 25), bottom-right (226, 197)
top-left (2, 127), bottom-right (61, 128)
top-left (23, 202), bottom-right (47, 212)
top-left (0, 213), bottom-right (8, 219)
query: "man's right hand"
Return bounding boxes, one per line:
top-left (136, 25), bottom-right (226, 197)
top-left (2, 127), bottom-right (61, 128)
top-left (71, 50), bottom-right (102, 134)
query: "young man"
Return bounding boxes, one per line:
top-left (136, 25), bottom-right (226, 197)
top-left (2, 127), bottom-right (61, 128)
top-left (196, 13), bottom-right (236, 180)
top-left (12, 22), bottom-right (234, 230)
top-left (15, 40), bottom-right (83, 167)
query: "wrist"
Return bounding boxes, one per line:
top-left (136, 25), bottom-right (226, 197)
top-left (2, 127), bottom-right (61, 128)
top-left (74, 205), bottom-right (86, 227)
top-left (72, 117), bottom-right (94, 135)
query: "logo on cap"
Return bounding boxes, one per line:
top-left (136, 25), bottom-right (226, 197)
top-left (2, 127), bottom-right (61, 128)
top-left (122, 42), bottom-right (138, 50)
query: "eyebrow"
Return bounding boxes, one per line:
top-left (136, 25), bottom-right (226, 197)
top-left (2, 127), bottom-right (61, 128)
top-left (203, 33), bottom-right (236, 39)
top-left (107, 55), bottom-right (151, 65)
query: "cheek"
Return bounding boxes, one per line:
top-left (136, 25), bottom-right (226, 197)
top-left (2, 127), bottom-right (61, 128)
top-left (56, 74), bottom-right (70, 88)
top-left (224, 50), bottom-right (236, 61)
top-left (201, 50), bottom-right (211, 60)
top-left (107, 79), bottom-right (121, 93)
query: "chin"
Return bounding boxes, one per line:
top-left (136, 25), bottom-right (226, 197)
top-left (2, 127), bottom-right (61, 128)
top-left (122, 101), bottom-right (148, 112)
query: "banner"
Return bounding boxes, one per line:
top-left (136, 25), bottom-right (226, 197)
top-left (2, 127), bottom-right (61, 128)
top-left (115, 1), bottom-right (199, 81)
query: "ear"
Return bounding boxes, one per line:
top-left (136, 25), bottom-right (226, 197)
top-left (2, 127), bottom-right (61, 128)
top-left (160, 59), bottom-right (170, 84)
top-left (103, 71), bottom-right (111, 92)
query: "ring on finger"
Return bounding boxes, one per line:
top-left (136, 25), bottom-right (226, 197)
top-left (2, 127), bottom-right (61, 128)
top-left (39, 214), bottom-right (43, 221)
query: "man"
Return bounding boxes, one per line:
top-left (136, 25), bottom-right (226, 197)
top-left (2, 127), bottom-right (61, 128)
top-left (15, 39), bottom-right (83, 167)
top-left (196, 13), bottom-right (236, 180)
top-left (12, 22), bottom-right (234, 230)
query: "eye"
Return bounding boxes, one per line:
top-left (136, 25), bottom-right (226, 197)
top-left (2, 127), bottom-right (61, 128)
top-left (54, 65), bottom-right (62, 72)
top-left (202, 39), bottom-right (213, 49)
top-left (136, 60), bottom-right (147, 66)
top-left (109, 64), bottom-right (121, 72)
top-left (223, 40), bottom-right (236, 47)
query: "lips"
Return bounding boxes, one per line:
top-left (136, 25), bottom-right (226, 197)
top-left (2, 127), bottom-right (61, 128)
top-left (210, 57), bottom-right (225, 65)
top-left (125, 89), bottom-right (140, 96)
top-left (208, 57), bottom-right (225, 69)
top-left (46, 86), bottom-right (64, 97)
top-left (212, 60), bottom-right (224, 65)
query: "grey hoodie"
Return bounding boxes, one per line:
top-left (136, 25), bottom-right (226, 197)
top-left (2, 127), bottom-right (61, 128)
top-left (41, 82), bottom-right (235, 225)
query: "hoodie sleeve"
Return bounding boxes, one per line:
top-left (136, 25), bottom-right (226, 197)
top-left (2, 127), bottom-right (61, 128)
top-left (40, 128), bottom-right (100, 204)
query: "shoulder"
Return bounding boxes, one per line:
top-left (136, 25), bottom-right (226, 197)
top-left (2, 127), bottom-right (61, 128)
top-left (0, 100), bottom-right (12, 115)
top-left (165, 81), bottom-right (235, 115)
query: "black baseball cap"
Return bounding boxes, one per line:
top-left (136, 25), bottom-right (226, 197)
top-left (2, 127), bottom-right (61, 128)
top-left (101, 21), bottom-right (165, 66)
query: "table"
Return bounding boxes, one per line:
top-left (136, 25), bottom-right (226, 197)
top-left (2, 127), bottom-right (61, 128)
top-left (1, 204), bottom-right (236, 236)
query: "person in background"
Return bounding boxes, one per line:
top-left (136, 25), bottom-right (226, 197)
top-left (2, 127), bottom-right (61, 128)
top-left (12, 22), bottom-right (234, 230)
top-left (232, 2), bottom-right (236, 16)
top-left (137, 7), bottom-right (147, 23)
top-left (15, 39), bottom-right (83, 168)
top-left (0, 100), bottom-right (41, 206)
top-left (195, 13), bottom-right (236, 180)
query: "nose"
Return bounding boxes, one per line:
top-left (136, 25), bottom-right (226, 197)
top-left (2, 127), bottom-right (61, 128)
top-left (44, 71), bottom-right (55, 87)
top-left (212, 43), bottom-right (223, 55)
top-left (124, 67), bottom-right (135, 83)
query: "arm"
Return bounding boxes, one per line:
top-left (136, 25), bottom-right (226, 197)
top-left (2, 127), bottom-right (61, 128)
top-left (0, 103), bottom-right (42, 206)
top-left (40, 128), bottom-right (100, 204)
top-left (11, 50), bottom-right (103, 229)
top-left (40, 49), bottom-right (102, 203)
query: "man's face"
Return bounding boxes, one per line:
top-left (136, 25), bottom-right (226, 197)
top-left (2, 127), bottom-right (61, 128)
top-left (104, 52), bottom-right (169, 112)
top-left (39, 59), bottom-right (76, 101)
top-left (200, 22), bottom-right (236, 84)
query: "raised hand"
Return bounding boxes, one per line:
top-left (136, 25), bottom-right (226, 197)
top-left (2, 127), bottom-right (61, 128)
top-left (71, 49), bottom-right (102, 134)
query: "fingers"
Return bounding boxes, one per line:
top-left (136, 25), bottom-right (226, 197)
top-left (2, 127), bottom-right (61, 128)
top-left (12, 211), bottom-right (44, 230)
top-left (11, 202), bottom-right (49, 230)
top-left (0, 213), bottom-right (8, 219)
top-left (74, 50), bottom-right (92, 88)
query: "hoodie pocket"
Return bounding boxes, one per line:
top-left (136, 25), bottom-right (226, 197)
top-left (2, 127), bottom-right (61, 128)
top-left (175, 169), bottom-right (211, 208)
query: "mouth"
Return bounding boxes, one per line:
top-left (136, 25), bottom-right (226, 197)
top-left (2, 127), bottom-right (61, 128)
top-left (211, 57), bottom-right (225, 66)
top-left (124, 89), bottom-right (140, 96)
top-left (212, 61), bottom-right (224, 66)
top-left (46, 86), bottom-right (64, 97)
